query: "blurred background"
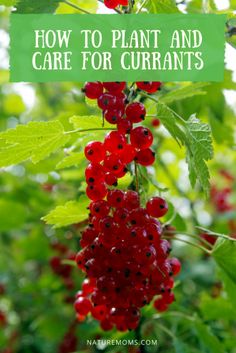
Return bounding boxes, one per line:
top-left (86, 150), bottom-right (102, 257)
top-left (0, 1), bottom-right (236, 352)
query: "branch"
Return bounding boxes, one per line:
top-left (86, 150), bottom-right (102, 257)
top-left (64, 0), bottom-right (92, 14)
top-left (64, 127), bottom-right (116, 135)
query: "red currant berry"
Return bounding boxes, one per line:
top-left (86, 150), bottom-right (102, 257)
top-left (97, 93), bottom-right (117, 110)
top-left (169, 258), bottom-right (181, 276)
top-left (146, 222), bottom-right (161, 243)
top-left (113, 208), bottom-right (130, 224)
top-left (84, 141), bottom-right (105, 163)
top-left (120, 144), bottom-right (136, 164)
top-left (89, 200), bottom-right (110, 217)
top-left (104, 154), bottom-right (124, 174)
top-left (104, 131), bottom-right (127, 154)
top-left (119, 0), bottom-right (128, 5)
top-left (107, 189), bottom-right (125, 208)
top-left (103, 82), bottom-right (126, 93)
top-left (163, 292), bottom-right (175, 305)
top-left (130, 209), bottom-right (150, 227)
top-left (117, 118), bottom-right (133, 134)
top-left (135, 148), bottom-right (155, 166)
top-left (81, 227), bottom-right (97, 247)
top-left (115, 167), bottom-right (128, 178)
top-left (153, 297), bottom-right (168, 312)
top-left (75, 251), bottom-right (86, 270)
top-left (152, 118), bottom-right (161, 127)
top-left (126, 102), bottom-right (146, 123)
top-left (91, 305), bottom-right (107, 321)
top-left (85, 163), bottom-right (105, 184)
top-left (86, 183), bottom-right (107, 201)
top-left (84, 81), bottom-right (103, 99)
top-left (130, 127), bottom-right (153, 150)
top-left (146, 197), bottom-right (168, 218)
top-left (124, 191), bottom-right (140, 210)
top-left (136, 81), bottom-right (161, 93)
top-left (99, 216), bottom-right (116, 233)
top-left (76, 313), bottom-right (86, 322)
top-left (105, 172), bottom-right (118, 186)
top-left (82, 278), bottom-right (96, 295)
top-left (100, 319), bottom-right (113, 331)
top-left (114, 92), bottom-right (127, 110)
top-left (104, 109), bottom-right (123, 125)
top-left (104, 0), bottom-right (119, 9)
top-left (74, 297), bottom-right (92, 315)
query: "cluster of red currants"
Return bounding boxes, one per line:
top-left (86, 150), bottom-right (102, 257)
top-left (0, 283), bottom-right (6, 328)
top-left (201, 169), bottom-right (236, 245)
top-left (58, 322), bottom-right (77, 353)
top-left (74, 80), bottom-right (181, 331)
top-left (0, 310), bottom-right (7, 327)
top-left (83, 81), bottom-right (161, 201)
top-left (104, 0), bottom-right (128, 9)
top-left (211, 170), bottom-right (236, 236)
top-left (74, 190), bottom-right (181, 331)
top-left (50, 243), bottom-right (76, 293)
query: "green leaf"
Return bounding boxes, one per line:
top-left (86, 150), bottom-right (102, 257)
top-left (194, 322), bottom-right (225, 353)
top-left (117, 172), bottom-right (133, 190)
top-left (0, 121), bottom-right (69, 167)
top-left (70, 115), bottom-right (113, 131)
top-left (0, 0), bottom-right (17, 6)
top-left (159, 83), bottom-right (208, 104)
top-left (147, 0), bottom-right (180, 13)
top-left (185, 115), bottom-right (213, 194)
top-left (209, 110), bottom-right (234, 145)
top-left (56, 151), bottom-right (85, 169)
top-left (42, 197), bottom-right (89, 228)
top-left (156, 103), bottom-right (187, 145)
top-left (212, 238), bottom-right (236, 284)
top-left (156, 105), bottom-right (213, 194)
top-left (171, 213), bottom-right (187, 232)
top-left (219, 270), bottom-right (236, 308)
top-left (200, 293), bottom-right (236, 321)
top-left (173, 339), bottom-right (187, 353)
top-left (230, 1), bottom-right (236, 11)
top-left (15, 0), bottom-right (60, 13)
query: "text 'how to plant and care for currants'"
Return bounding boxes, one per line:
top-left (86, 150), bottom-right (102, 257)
top-left (10, 14), bottom-right (226, 82)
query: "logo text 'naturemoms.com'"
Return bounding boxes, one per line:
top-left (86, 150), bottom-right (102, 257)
top-left (10, 14), bottom-right (226, 82)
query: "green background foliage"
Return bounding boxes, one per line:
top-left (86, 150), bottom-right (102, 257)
top-left (0, 1), bottom-right (236, 353)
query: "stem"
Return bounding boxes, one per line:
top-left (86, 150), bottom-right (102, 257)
top-left (134, 162), bottom-right (139, 193)
top-left (128, 0), bottom-right (133, 13)
top-left (136, 0), bottom-right (149, 13)
top-left (61, 259), bottom-right (77, 267)
top-left (155, 323), bottom-right (176, 339)
top-left (138, 167), bottom-right (168, 193)
top-left (140, 92), bottom-right (187, 125)
top-left (164, 230), bottom-right (213, 249)
top-left (64, 0), bottom-right (92, 14)
top-left (165, 235), bottom-right (211, 255)
top-left (135, 319), bottom-right (147, 353)
top-left (154, 310), bottom-right (196, 322)
top-left (196, 226), bottom-right (236, 242)
top-left (64, 127), bottom-right (116, 135)
top-left (158, 156), bottom-right (198, 226)
top-left (202, 0), bottom-right (209, 13)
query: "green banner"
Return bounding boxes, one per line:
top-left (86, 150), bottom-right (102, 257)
top-left (10, 14), bottom-right (226, 82)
